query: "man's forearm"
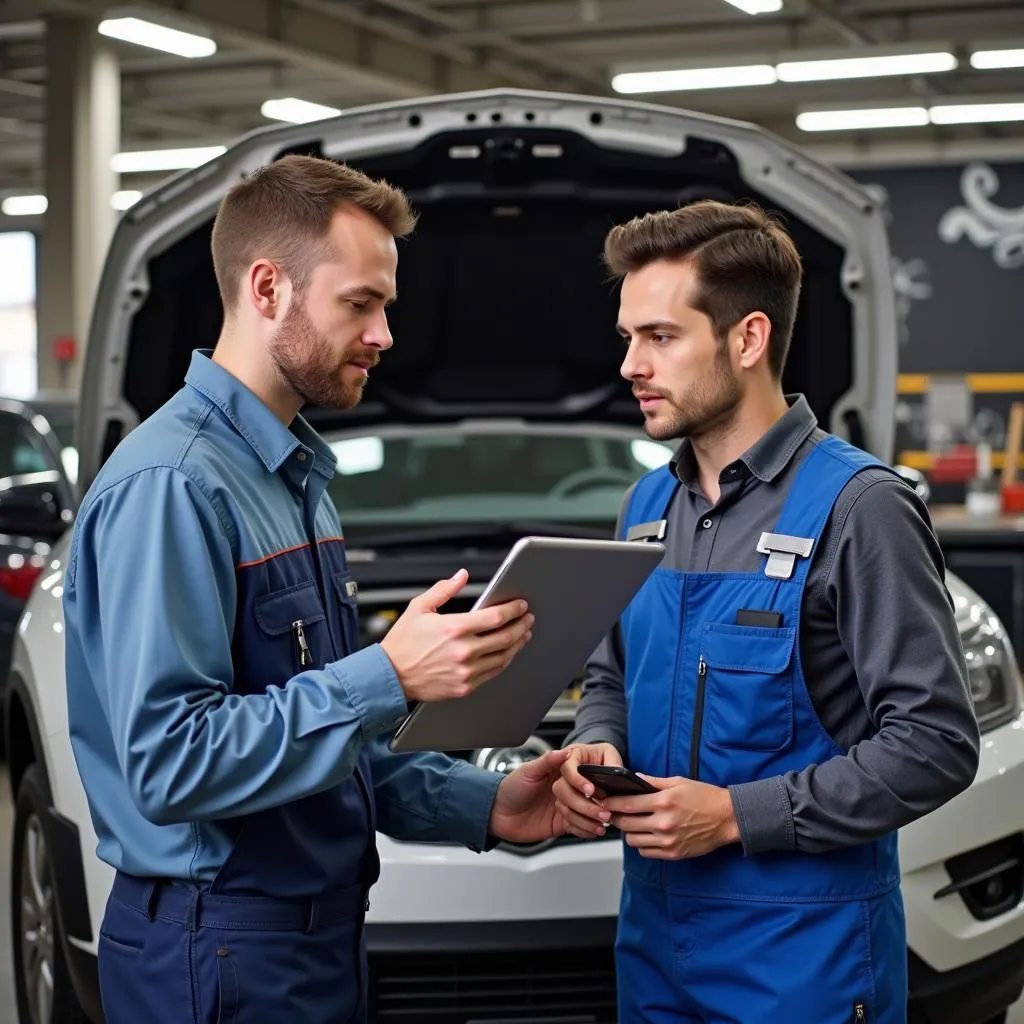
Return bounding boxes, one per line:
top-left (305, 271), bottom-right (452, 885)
top-left (729, 711), bottom-right (979, 856)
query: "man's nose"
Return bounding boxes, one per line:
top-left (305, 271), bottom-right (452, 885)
top-left (620, 340), bottom-right (648, 382)
top-left (363, 311), bottom-right (394, 351)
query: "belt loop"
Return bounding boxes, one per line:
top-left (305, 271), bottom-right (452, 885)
top-left (142, 881), bottom-right (157, 922)
top-left (304, 897), bottom-right (320, 934)
top-left (184, 888), bottom-right (200, 933)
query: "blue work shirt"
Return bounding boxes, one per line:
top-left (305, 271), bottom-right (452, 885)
top-left (63, 349), bottom-right (502, 893)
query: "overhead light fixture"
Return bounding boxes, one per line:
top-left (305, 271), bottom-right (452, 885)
top-left (722, 0), bottom-right (783, 13)
top-left (930, 102), bottom-right (1024, 124)
top-left (612, 64), bottom-right (777, 94)
top-left (98, 17), bottom-right (216, 58)
top-left (778, 51), bottom-right (956, 82)
top-left (1, 194), bottom-right (47, 216)
top-left (111, 190), bottom-right (143, 211)
top-left (1, 192), bottom-right (147, 216)
top-left (260, 97), bottom-right (342, 124)
top-left (111, 145), bottom-right (226, 173)
top-left (797, 98), bottom-right (1024, 131)
top-left (796, 107), bottom-right (930, 132)
top-left (970, 48), bottom-right (1024, 70)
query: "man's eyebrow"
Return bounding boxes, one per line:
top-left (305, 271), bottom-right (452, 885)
top-left (617, 320), bottom-right (680, 337)
top-left (347, 286), bottom-right (398, 306)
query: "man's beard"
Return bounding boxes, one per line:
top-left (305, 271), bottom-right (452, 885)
top-left (268, 300), bottom-right (378, 411)
top-left (637, 342), bottom-right (742, 442)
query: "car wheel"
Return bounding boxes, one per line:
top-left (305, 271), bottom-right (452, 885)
top-left (11, 763), bottom-right (87, 1024)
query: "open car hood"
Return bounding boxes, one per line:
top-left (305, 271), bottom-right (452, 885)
top-left (77, 88), bottom-right (897, 497)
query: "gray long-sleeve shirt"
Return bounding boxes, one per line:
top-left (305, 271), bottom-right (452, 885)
top-left (566, 395), bottom-right (981, 856)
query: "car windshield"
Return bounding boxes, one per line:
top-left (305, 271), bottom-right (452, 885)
top-left (324, 426), bottom-right (675, 528)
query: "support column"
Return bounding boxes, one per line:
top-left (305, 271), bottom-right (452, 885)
top-left (37, 13), bottom-right (119, 393)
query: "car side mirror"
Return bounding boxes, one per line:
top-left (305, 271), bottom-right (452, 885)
top-left (0, 473), bottom-right (70, 540)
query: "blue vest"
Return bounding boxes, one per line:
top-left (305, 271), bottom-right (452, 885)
top-left (619, 434), bottom-right (901, 901)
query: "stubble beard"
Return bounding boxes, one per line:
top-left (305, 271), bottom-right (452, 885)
top-left (641, 343), bottom-right (743, 444)
top-left (269, 300), bottom-right (374, 412)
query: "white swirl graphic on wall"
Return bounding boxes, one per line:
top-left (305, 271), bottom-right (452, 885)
top-left (938, 163), bottom-right (1024, 269)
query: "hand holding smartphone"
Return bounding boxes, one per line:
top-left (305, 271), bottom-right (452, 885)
top-left (576, 763), bottom-right (658, 797)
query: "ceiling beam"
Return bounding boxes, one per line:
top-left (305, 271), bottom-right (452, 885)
top-left (0, 72), bottom-right (227, 138)
top-left (362, 0), bottom-right (608, 92)
top-left (133, 0), bottom-right (553, 98)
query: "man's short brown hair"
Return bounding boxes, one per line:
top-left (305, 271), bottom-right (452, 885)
top-left (604, 200), bottom-right (803, 378)
top-left (211, 154), bottom-right (417, 312)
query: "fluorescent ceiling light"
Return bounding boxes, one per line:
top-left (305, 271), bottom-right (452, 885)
top-left (930, 102), bottom-right (1024, 124)
top-left (970, 48), bottom-right (1024, 70)
top-left (722, 0), bottom-right (783, 13)
top-left (261, 97), bottom-right (342, 124)
top-left (111, 145), bottom-right (226, 173)
top-left (1, 194), bottom-right (47, 216)
top-left (796, 107), bottom-right (930, 132)
top-left (2, 192), bottom-right (146, 216)
top-left (111, 190), bottom-right (143, 211)
top-left (778, 51), bottom-right (956, 82)
top-left (612, 64), bottom-right (776, 94)
top-left (98, 17), bottom-right (216, 58)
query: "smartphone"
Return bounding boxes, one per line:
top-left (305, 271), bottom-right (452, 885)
top-left (576, 764), bottom-right (657, 797)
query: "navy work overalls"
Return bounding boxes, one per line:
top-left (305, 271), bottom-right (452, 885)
top-left (616, 435), bottom-right (908, 1023)
top-left (98, 468), bottom-right (376, 1023)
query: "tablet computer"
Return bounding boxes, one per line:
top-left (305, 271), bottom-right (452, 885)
top-left (388, 535), bottom-right (665, 753)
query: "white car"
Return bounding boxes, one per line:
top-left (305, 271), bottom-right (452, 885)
top-left (6, 89), bottom-right (1024, 1024)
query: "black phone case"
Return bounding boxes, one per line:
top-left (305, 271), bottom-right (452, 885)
top-left (578, 765), bottom-right (657, 796)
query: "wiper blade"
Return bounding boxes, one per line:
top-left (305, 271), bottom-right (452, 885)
top-left (347, 521), bottom-right (612, 549)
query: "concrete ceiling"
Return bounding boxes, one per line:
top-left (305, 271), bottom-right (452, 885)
top-left (1, 0), bottom-right (1023, 199)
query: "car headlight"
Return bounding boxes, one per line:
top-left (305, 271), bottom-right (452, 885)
top-left (953, 578), bottom-right (1024, 733)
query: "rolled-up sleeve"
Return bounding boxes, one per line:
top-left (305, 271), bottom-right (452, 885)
top-left (64, 466), bottom-right (407, 826)
top-left (729, 474), bottom-right (981, 855)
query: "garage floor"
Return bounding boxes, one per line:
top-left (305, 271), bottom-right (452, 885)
top-left (0, 765), bottom-right (1020, 1024)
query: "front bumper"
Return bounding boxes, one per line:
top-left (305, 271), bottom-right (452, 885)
top-left (908, 935), bottom-right (1024, 1024)
top-left (900, 712), bottom-right (1024, 973)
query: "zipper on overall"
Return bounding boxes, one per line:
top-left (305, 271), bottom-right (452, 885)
top-left (853, 1001), bottom-right (867, 1022)
top-left (690, 654), bottom-right (707, 780)
top-left (292, 619), bottom-right (311, 669)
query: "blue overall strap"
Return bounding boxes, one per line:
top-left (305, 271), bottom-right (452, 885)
top-left (620, 465), bottom-right (681, 540)
top-left (767, 435), bottom-right (894, 579)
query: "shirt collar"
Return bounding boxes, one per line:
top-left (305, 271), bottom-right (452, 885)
top-left (670, 394), bottom-right (818, 487)
top-left (184, 349), bottom-right (337, 479)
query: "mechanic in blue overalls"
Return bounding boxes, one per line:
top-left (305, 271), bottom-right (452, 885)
top-left (64, 155), bottom-right (571, 1024)
top-left (554, 200), bottom-right (980, 1023)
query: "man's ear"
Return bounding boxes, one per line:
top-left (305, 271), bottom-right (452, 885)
top-left (734, 312), bottom-right (773, 372)
top-left (246, 259), bottom-right (288, 321)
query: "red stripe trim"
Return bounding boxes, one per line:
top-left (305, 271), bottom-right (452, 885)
top-left (236, 535), bottom-right (345, 570)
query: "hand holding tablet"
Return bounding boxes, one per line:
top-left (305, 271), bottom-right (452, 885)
top-left (389, 535), bottom-right (665, 753)
top-left (379, 568), bottom-right (535, 703)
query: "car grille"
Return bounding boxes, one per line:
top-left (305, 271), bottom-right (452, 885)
top-left (368, 947), bottom-right (618, 1022)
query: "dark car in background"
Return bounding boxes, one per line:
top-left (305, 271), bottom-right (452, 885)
top-left (0, 393), bottom-right (76, 691)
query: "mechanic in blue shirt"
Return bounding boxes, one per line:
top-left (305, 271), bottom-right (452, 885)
top-left (63, 154), bottom-right (570, 1024)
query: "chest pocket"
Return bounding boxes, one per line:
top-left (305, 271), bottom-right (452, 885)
top-left (254, 581), bottom-right (333, 676)
top-left (331, 571), bottom-right (360, 655)
top-left (699, 622), bottom-right (796, 754)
